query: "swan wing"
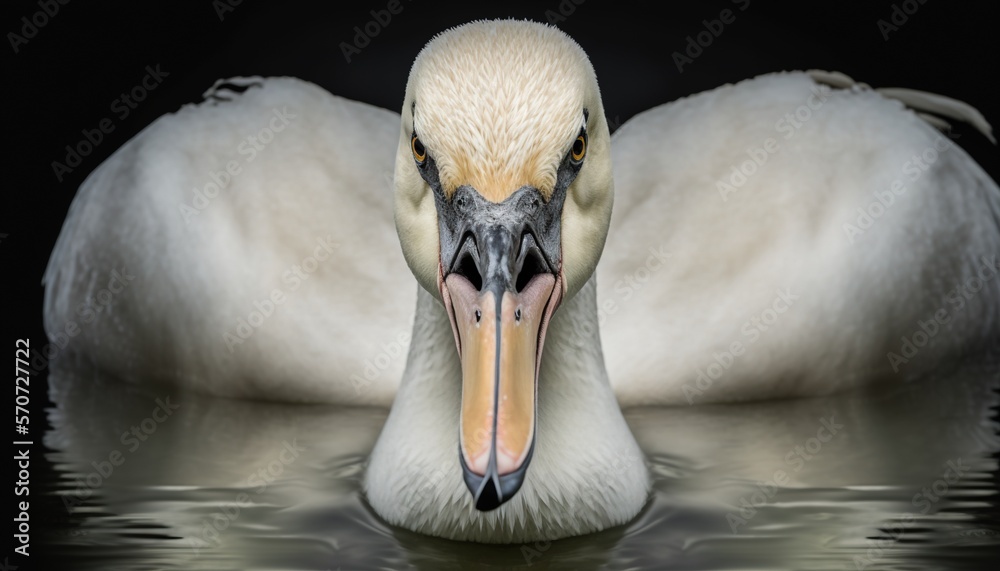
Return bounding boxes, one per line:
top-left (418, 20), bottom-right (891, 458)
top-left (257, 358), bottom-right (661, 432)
top-left (600, 71), bottom-right (1000, 405)
top-left (43, 77), bottom-right (412, 405)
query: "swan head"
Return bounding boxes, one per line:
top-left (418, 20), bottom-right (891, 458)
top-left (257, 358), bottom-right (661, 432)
top-left (392, 20), bottom-right (615, 512)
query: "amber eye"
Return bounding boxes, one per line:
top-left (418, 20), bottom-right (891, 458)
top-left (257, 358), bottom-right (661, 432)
top-left (571, 134), bottom-right (586, 162)
top-left (411, 134), bottom-right (427, 164)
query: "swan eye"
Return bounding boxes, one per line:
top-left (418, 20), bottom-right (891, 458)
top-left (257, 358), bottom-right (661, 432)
top-left (571, 134), bottom-right (586, 162)
top-left (411, 133), bottom-right (427, 164)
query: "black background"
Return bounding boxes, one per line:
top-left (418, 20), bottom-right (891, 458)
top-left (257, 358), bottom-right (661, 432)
top-left (3, 0), bottom-right (1000, 566)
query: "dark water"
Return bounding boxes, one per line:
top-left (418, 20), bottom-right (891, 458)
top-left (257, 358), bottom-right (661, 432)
top-left (37, 356), bottom-right (1000, 570)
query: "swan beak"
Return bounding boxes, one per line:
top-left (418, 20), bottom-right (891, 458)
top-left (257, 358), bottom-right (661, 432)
top-left (440, 222), bottom-right (563, 511)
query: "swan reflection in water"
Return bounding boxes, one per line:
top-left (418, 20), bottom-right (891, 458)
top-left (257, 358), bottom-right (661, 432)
top-left (41, 354), bottom-right (999, 570)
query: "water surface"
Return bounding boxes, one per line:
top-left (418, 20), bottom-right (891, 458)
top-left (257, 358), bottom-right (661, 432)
top-left (38, 357), bottom-right (1000, 570)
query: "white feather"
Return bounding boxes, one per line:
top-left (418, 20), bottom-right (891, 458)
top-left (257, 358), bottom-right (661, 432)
top-left (601, 71), bottom-right (1000, 406)
top-left (43, 77), bottom-right (414, 405)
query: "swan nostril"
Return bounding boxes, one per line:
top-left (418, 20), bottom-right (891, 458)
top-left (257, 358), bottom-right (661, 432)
top-left (475, 309), bottom-right (482, 323)
top-left (515, 309), bottom-right (521, 322)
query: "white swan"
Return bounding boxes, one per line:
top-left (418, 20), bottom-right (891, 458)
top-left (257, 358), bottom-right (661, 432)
top-left (43, 20), bottom-right (1000, 542)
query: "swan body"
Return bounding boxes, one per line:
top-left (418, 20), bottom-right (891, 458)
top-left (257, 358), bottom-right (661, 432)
top-left (42, 20), bottom-right (999, 542)
top-left (44, 77), bottom-right (413, 405)
top-left (601, 71), bottom-right (1000, 406)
